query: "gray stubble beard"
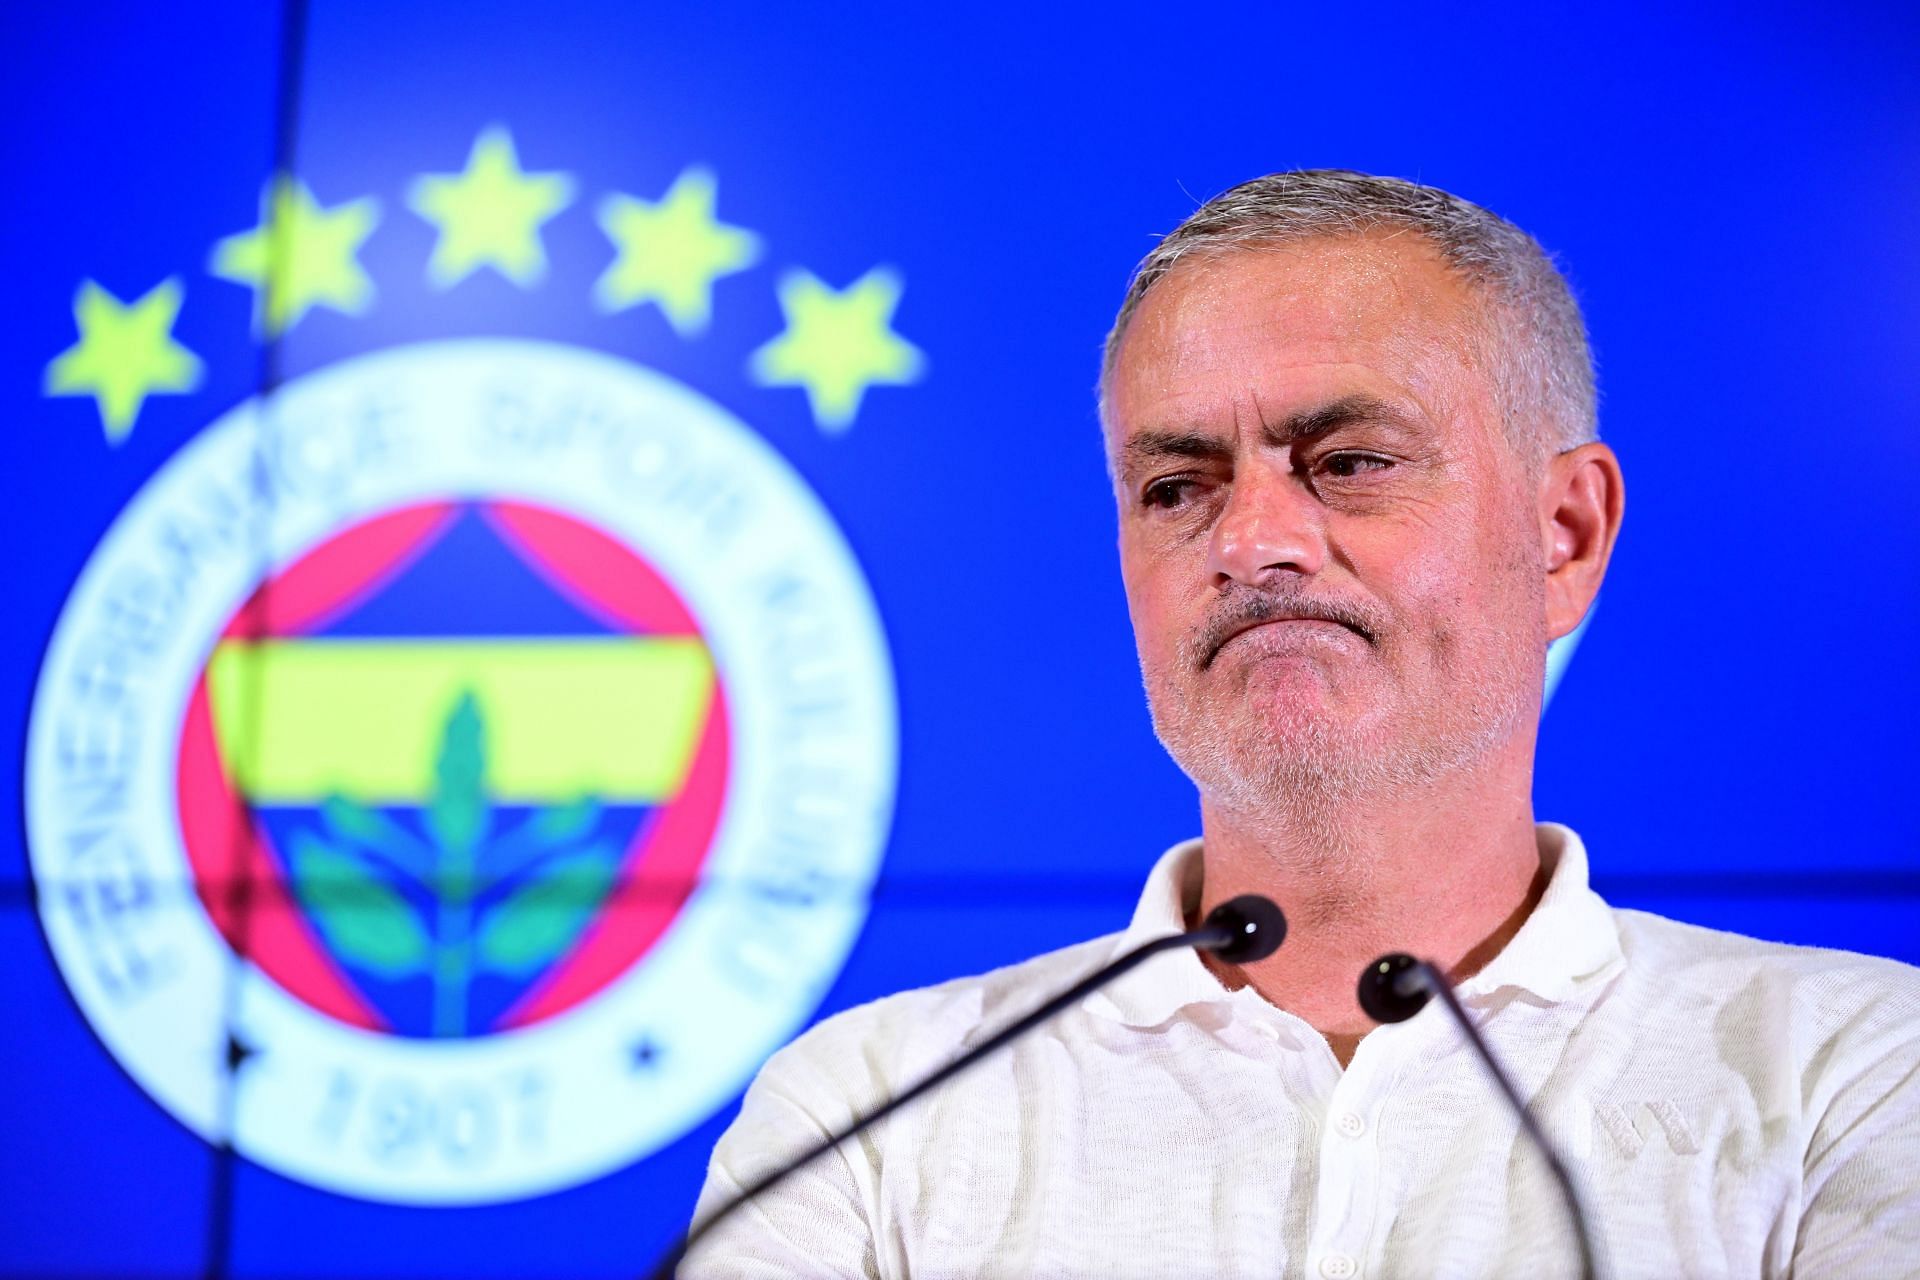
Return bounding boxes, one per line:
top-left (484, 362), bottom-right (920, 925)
top-left (1144, 617), bottom-right (1543, 834)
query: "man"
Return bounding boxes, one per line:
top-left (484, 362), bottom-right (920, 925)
top-left (684, 172), bottom-right (1919, 1278)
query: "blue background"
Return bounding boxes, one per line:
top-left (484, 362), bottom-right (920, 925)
top-left (4, 2), bottom-right (1918, 1276)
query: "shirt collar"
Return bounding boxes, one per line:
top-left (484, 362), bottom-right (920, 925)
top-left (1083, 838), bottom-right (1229, 1028)
top-left (1085, 822), bottom-right (1622, 1028)
top-left (1453, 821), bottom-right (1622, 1003)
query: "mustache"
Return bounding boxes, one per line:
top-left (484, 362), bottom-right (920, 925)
top-left (1190, 586), bottom-right (1381, 670)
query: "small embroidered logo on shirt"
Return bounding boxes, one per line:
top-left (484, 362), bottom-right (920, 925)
top-left (1594, 1100), bottom-right (1701, 1157)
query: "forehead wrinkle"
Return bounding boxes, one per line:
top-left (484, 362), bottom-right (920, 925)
top-left (1260, 392), bottom-right (1424, 448)
top-left (1113, 237), bottom-right (1488, 405)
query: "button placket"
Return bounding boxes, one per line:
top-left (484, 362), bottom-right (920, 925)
top-left (1303, 1026), bottom-right (1407, 1280)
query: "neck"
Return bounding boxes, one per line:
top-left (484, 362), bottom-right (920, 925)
top-left (1192, 742), bottom-right (1546, 1067)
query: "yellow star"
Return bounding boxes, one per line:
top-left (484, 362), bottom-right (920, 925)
top-left (749, 268), bottom-right (926, 432)
top-left (209, 176), bottom-right (380, 335)
top-left (43, 278), bottom-right (204, 444)
top-left (594, 167), bottom-right (760, 335)
top-left (407, 126), bottom-right (574, 289)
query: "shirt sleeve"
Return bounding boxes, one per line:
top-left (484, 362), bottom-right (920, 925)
top-left (678, 1024), bottom-right (893, 1280)
top-left (1790, 970), bottom-right (1920, 1278)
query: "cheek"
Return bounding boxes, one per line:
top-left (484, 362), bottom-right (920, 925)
top-left (1395, 518), bottom-right (1544, 668)
top-left (1362, 527), bottom-right (1507, 667)
top-left (1127, 591), bottom-right (1182, 674)
top-left (1120, 539), bottom-right (1168, 622)
top-left (1121, 563), bottom-right (1199, 678)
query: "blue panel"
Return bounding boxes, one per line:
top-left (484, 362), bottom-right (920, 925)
top-left (0, 895), bottom-right (212, 1278)
top-left (1601, 885), bottom-right (1920, 969)
top-left (5, 0), bottom-right (1919, 1275)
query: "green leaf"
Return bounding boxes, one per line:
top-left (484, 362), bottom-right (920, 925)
top-left (477, 798), bottom-right (605, 886)
top-left (321, 794), bottom-right (386, 844)
top-left (427, 690), bottom-right (490, 860)
top-left (474, 844), bottom-right (618, 977)
top-left (320, 795), bottom-right (431, 879)
top-left (529, 797), bottom-right (601, 845)
top-left (290, 830), bottom-right (432, 978)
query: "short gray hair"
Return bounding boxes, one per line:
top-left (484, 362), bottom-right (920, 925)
top-left (1101, 170), bottom-right (1597, 458)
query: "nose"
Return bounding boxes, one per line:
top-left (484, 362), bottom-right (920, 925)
top-left (1205, 460), bottom-right (1327, 587)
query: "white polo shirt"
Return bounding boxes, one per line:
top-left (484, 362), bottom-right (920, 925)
top-left (685, 825), bottom-right (1920, 1278)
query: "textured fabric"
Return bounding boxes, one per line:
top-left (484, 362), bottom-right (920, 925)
top-left (684, 826), bottom-right (1920, 1279)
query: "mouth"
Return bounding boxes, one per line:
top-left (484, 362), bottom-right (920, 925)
top-left (1202, 615), bottom-right (1371, 669)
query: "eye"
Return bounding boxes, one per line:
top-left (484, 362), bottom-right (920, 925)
top-left (1142, 476), bottom-right (1198, 509)
top-left (1320, 452), bottom-right (1392, 479)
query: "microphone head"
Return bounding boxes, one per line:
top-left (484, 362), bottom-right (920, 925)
top-left (1356, 953), bottom-right (1432, 1024)
top-left (1203, 895), bottom-right (1287, 964)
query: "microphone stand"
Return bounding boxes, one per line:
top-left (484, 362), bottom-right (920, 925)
top-left (646, 895), bottom-right (1286, 1279)
top-left (1358, 954), bottom-right (1604, 1280)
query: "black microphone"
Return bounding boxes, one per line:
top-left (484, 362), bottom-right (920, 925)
top-left (647, 895), bottom-right (1288, 1278)
top-left (1357, 954), bottom-right (1603, 1280)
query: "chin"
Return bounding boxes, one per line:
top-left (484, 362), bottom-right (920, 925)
top-left (1153, 687), bottom-right (1497, 809)
top-left (1231, 664), bottom-right (1386, 746)
top-left (1155, 706), bottom-right (1370, 805)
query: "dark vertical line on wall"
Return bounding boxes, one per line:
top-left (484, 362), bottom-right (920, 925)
top-left (202, 0), bottom-right (310, 1276)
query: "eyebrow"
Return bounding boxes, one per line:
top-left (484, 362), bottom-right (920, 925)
top-left (1116, 394), bottom-right (1416, 481)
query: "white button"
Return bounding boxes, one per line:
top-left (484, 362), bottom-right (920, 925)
top-left (1254, 1022), bottom-right (1282, 1041)
top-left (1318, 1253), bottom-right (1358, 1279)
top-left (1335, 1110), bottom-right (1366, 1138)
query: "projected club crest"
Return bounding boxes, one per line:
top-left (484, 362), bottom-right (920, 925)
top-left (25, 340), bottom-right (898, 1203)
top-left (180, 497), bottom-right (730, 1041)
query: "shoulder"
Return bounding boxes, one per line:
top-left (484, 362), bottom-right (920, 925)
top-left (748, 933), bottom-right (1123, 1110)
top-left (687, 935), bottom-right (1134, 1273)
top-left (1610, 908), bottom-right (1920, 1074)
top-left (1613, 907), bottom-right (1920, 1000)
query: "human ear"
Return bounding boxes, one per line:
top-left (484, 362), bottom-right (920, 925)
top-left (1539, 442), bottom-right (1624, 642)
